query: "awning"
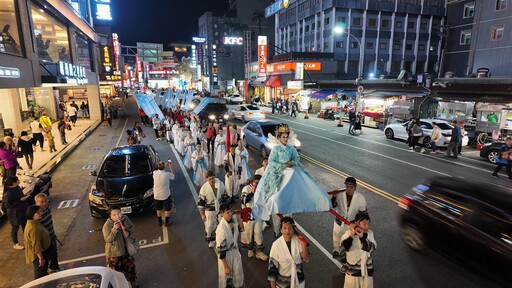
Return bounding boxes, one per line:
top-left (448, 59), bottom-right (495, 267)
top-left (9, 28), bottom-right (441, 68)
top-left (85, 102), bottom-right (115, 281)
top-left (308, 90), bottom-right (337, 99)
top-left (249, 77), bottom-right (267, 87)
top-left (281, 89), bottom-right (300, 95)
top-left (265, 75), bottom-right (281, 87)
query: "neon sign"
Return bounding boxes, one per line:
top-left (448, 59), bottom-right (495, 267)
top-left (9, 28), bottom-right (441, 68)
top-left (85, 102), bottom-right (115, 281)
top-left (95, 0), bottom-right (112, 21)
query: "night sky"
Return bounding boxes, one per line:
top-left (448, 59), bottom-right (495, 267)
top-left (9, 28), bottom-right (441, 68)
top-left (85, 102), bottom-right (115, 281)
top-left (111, 0), bottom-right (229, 46)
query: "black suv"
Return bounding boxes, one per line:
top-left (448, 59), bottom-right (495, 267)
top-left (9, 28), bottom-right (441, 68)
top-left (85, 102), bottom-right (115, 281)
top-left (398, 177), bottom-right (512, 285)
top-left (198, 102), bottom-right (230, 123)
top-left (89, 145), bottom-right (160, 218)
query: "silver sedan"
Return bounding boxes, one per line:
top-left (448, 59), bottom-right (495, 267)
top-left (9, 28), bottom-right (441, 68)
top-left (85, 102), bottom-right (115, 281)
top-left (231, 105), bottom-right (266, 122)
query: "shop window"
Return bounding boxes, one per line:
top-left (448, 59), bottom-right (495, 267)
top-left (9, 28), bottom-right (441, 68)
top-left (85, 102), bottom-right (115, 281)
top-left (66, 0), bottom-right (90, 23)
top-left (31, 6), bottom-right (71, 63)
top-left (463, 2), bottom-right (475, 18)
top-left (75, 33), bottom-right (92, 71)
top-left (491, 24), bottom-right (504, 41)
top-left (460, 30), bottom-right (471, 45)
top-left (336, 41), bottom-right (344, 48)
top-left (0, 0), bottom-right (23, 56)
top-left (495, 0), bottom-right (507, 11)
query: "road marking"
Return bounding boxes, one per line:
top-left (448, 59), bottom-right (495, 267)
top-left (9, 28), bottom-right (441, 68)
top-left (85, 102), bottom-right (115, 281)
top-left (115, 117), bottom-right (130, 147)
top-left (82, 164), bottom-right (96, 170)
top-left (57, 199), bottom-right (79, 209)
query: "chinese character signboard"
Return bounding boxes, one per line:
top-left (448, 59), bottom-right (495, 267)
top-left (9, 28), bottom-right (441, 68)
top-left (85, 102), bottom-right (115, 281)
top-left (258, 36), bottom-right (267, 77)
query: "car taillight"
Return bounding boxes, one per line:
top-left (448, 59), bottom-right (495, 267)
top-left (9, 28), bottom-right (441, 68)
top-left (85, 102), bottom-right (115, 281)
top-left (246, 112), bottom-right (253, 115)
top-left (398, 196), bottom-right (412, 210)
top-left (260, 111), bottom-right (266, 114)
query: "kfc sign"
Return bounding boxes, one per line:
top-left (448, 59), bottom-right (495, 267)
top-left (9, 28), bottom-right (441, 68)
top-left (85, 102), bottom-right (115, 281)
top-left (257, 36), bottom-right (268, 77)
top-left (223, 37), bottom-right (243, 45)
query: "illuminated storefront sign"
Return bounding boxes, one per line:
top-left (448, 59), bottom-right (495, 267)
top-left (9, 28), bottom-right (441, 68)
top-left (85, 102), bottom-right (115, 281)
top-left (58, 61), bottom-right (88, 84)
top-left (258, 36), bottom-right (267, 77)
top-left (223, 37), bottom-right (243, 45)
top-left (212, 45), bottom-right (218, 86)
top-left (191, 45), bottom-right (197, 68)
top-left (304, 62), bottom-right (322, 71)
top-left (0, 66), bottom-right (20, 78)
top-left (95, 0), bottom-right (112, 21)
top-left (112, 33), bottom-right (120, 71)
top-left (265, 0), bottom-right (283, 18)
top-left (100, 45), bottom-right (112, 74)
top-left (268, 61), bottom-right (322, 73)
top-left (287, 80), bottom-right (303, 90)
top-left (192, 37), bottom-right (206, 43)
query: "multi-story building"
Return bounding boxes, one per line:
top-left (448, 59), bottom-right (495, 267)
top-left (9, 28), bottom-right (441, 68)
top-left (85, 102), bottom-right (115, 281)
top-left (0, 0), bottom-right (104, 135)
top-left (443, 0), bottom-right (512, 77)
top-left (271, 0), bottom-right (446, 79)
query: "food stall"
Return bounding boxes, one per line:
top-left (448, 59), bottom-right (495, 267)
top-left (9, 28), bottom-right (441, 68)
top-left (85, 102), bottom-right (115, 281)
top-left (474, 103), bottom-right (512, 143)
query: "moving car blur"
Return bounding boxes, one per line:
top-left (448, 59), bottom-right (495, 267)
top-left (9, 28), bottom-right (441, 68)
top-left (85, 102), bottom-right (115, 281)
top-left (231, 105), bottom-right (266, 122)
top-left (240, 120), bottom-right (301, 157)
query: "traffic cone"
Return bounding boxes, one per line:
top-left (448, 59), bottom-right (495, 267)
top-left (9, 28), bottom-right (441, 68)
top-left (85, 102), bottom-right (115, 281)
top-left (337, 117), bottom-right (343, 127)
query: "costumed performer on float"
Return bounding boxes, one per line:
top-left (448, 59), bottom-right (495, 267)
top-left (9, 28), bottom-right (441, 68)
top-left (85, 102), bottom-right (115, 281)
top-left (251, 124), bottom-right (331, 221)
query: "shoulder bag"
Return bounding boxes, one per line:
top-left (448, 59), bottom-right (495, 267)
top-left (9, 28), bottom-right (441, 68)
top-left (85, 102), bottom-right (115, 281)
top-left (123, 235), bottom-right (140, 256)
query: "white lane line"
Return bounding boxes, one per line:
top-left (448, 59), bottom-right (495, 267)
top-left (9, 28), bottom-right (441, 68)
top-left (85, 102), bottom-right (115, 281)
top-left (295, 222), bottom-right (342, 269)
top-left (170, 143), bottom-right (199, 203)
top-left (115, 117), bottom-right (130, 146)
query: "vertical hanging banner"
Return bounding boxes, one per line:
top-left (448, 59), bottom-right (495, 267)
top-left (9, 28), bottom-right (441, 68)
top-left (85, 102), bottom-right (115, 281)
top-left (134, 93), bottom-right (165, 119)
top-left (258, 36), bottom-right (268, 77)
top-left (164, 89), bottom-right (173, 109)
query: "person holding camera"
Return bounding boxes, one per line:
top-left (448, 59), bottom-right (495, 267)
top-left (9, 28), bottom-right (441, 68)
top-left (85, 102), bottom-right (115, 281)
top-left (153, 161), bottom-right (175, 226)
top-left (341, 211), bottom-right (377, 288)
top-left (102, 206), bottom-right (138, 288)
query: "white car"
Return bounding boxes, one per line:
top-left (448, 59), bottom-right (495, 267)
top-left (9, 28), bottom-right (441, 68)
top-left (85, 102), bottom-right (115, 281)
top-left (226, 94), bottom-right (244, 104)
top-left (21, 266), bottom-right (131, 288)
top-left (231, 105), bottom-right (266, 122)
top-left (384, 119), bottom-right (456, 148)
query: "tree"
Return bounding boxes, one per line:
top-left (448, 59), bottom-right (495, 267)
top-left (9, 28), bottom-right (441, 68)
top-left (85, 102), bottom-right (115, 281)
top-left (252, 10), bottom-right (265, 36)
top-left (177, 56), bottom-right (193, 83)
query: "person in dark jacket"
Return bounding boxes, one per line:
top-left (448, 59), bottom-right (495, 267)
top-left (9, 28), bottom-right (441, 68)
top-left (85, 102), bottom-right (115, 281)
top-left (18, 131), bottom-right (35, 170)
top-left (3, 176), bottom-right (29, 250)
top-left (491, 136), bottom-right (512, 179)
top-left (446, 120), bottom-right (460, 158)
top-left (57, 118), bottom-right (68, 145)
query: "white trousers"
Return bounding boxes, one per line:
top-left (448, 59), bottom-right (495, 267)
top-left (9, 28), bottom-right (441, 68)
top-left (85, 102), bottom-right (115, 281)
top-left (241, 220), bottom-right (264, 250)
top-left (205, 210), bottom-right (218, 242)
top-left (344, 274), bottom-right (373, 288)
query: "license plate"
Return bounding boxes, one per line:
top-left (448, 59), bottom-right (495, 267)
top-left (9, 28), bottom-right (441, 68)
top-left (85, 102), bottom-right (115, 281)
top-left (121, 206), bottom-right (132, 214)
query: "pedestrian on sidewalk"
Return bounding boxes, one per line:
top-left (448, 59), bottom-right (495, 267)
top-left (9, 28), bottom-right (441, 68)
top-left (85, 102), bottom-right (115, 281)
top-left (254, 157), bottom-right (268, 176)
top-left (105, 107), bottom-right (113, 127)
top-left (240, 175), bottom-right (269, 261)
top-left (57, 118), bottom-right (68, 145)
top-left (290, 98), bottom-right (298, 118)
top-left (330, 177), bottom-right (367, 273)
top-left (39, 111), bottom-right (52, 134)
top-left (183, 130), bottom-right (195, 170)
top-left (80, 102), bottom-right (88, 119)
top-left (0, 140), bottom-right (19, 179)
top-left (24, 205), bottom-right (56, 279)
top-left (198, 171), bottom-right (227, 248)
top-left (427, 122), bottom-right (441, 154)
top-left (410, 118), bottom-right (423, 152)
top-left (457, 121), bottom-right (466, 155)
top-left (66, 105), bottom-right (77, 126)
top-left (29, 117), bottom-right (45, 152)
top-left (342, 211), bottom-right (377, 288)
top-left (491, 136), bottom-right (512, 179)
top-left (18, 131), bottom-right (35, 170)
top-left (216, 203), bottom-right (245, 288)
top-left (348, 109), bottom-right (357, 134)
top-left (132, 122), bottom-right (145, 144)
top-left (268, 216), bottom-right (309, 288)
top-left (446, 120), bottom-right (460, 158)
top-left (102, 206), bottom-right (139, 288)
top-left (138, 108), bottom-right (148, 126)
top-left (46, 131), bottom-right (57, 153)
top-left (34, 193), bottom-right (63, 272)
top-left (152, 114), bottom-right (162, 140)
top-left (405, 117), bottom-right (415, 147)
top-left (3, 176), bottom-right (29, 250)
top-left (153, 161), bottom-right (175, 226)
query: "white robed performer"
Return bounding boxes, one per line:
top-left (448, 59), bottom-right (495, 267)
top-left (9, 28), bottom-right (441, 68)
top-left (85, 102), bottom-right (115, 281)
top-left (214, 128), bottom-right (226, 167)
top-left (224, 144), bottom-right (240, 201)
top-left (190, 119), bottom-right (198, 140)
top-left (171, 123), bottom-right (179, 144)
top-left (191, 143), bottom-right (208, 187)
top-left (182, 130), bottom-right (196, 170)
top-left (235, 139), bottom-right (251, 185)
top-left (268, 216), bottom-right (309, 288)
top-left (163, 116), bottom-right (173, 142)
top-left (252, 124), bottom-right (331, 221)
top-left (240, 175), bottom-right (268, 261)
top-left (198, 171), bottom-right (227, 248)
top-left (216, 203), bottom-right (244, 288)
top-left (179, 127), bottom-right (187, 155)
top-left (197, 127), bottom-right (207, 152)
top-left (341, 211), bottom-right (376, 288)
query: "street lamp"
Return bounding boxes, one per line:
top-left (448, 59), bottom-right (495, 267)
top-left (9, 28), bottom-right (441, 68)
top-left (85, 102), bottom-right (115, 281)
top-left (335, 26), bottom-right (364, 114)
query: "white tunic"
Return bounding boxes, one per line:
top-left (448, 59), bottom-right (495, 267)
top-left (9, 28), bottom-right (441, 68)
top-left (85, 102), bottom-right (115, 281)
top-left (235, 146), bottom-right (251, 185)
top-left (224, 152), bottom-right (239, 198)
top-left (183, 135), bottom-right (195, 169)
top-left (198, 179), bottom-right (226, 241)
top-left (216, 217), bottom-right (244, 288)
top-left (341, 230), bottom-right (377, 288)
top-left (191, 149), bottom-right (208, 187)
top-left (333, 191), bottom-right (367, 251)
top-left (214, 134), bottom-right (226, 166)
top-left (268, 235), bottom-right (305, 288)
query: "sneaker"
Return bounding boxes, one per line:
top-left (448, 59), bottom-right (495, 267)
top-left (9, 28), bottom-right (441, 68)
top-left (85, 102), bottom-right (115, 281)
top-left (255, 251), bottom-right (269, 261)
top-left (208, 241), bottom-right (215, 248)
top-left (13, 243), bottom-right (24, 250)
top-left (248, 250), bottom-right (254, 258)
top-left (409, 147), bottom-right (413, 150)
top-left (408, 149), bottom-right (414, 152)
top-left (429, 151), bottom-right (436, 154)
top-left (420, 148), bottom-right (426, 153)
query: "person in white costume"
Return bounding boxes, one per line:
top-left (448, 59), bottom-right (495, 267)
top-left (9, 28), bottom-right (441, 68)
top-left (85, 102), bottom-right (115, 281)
top-left (235, 139), bottom-right (251, 185)
top-left (197, 171), bottom-right (227, 248)
top-left (214, 127), bottom-right (226, 167)
top-left (224, 144), bottom-right (240, 202)
top-left (191, 143), bottom-right (208, 187)
top-left (178, 126), bottom-right (187, 156)
top-left (171, 122), bottom-right (179, 145)
top-left (182, 130), bottom-right (196, 170)
top-left (254, 157), bottom-right (268, 176)
top-left (341, 211), bottom-right (376, 288)
top-left (330, 177), bottom-right (367, 273)
top-left (268, 216), bottom-right (309, 288)
top-left (240, 175), bottom-right (269, 261)
top-left (216, 203), bottom-right (244, 288)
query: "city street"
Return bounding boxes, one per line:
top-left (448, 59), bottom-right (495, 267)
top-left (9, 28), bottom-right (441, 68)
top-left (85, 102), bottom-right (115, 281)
top-left (2, 99), bottom-right (507, 288)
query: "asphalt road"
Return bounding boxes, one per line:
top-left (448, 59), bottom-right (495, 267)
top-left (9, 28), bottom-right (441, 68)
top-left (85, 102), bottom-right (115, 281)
top-left (5, 99), bottom-right (507, 287)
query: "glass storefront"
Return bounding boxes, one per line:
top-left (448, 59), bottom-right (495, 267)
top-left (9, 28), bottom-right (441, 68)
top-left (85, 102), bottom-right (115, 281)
top-left (0, 0), bottom-right (23, 56)
top-left (75, 33), bottom-right (92, 71)
top-left (18, 87), bottom-right (57, 127)
top-left (31, 5), bottom-right (71, 63)
top-left (66, 0), bottom-right (90, 23)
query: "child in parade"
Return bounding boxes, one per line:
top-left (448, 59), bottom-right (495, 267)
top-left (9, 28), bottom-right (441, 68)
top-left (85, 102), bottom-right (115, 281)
top-left (342, 211), bottom-right (377, 288)
top-left (255, 157), bottom-right (268, 176)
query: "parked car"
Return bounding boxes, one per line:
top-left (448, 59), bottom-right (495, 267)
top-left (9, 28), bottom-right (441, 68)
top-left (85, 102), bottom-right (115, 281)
top-left (231, 105), bottom-right (266, 122)
top-left (198, 102), bottom-right (230, 123)
top-left (480, 141), bottom-right (505, 163)
top-left (21, 266), bottom-right (131, 288)
top-left (398, 176), bottom-right (512, 286)
top-left (240, 120), bottom-right (301, 157)
top-left (88, 144), bottom-right (160, 218)
top-left (225, 94), bottom-right (243, 104)
top-left (384, 119), bottom-right (455, 148)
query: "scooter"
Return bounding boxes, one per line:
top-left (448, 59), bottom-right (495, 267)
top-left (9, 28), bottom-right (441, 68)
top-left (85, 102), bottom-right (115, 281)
top-left (17, 169), bottom-right (52, 205)
top-left (324, 109), bottom-right (336, 121)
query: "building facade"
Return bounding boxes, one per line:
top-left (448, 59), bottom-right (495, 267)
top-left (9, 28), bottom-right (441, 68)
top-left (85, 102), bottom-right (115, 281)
top-left (0, 0), bottom-right (103, 136)
top-left (271, 0), bottom-right (446, 79)
top-left (443, 0), bottom-right (512, 77)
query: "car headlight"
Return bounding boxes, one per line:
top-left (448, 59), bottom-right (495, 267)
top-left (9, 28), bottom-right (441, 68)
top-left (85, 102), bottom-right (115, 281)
top-left (143, 188), bottom-right (154, 199)
top-left (208, 115), bottom-right (215, 120)
top-left (267, 142), bottom-right (276, 150)
top-left (294, 140), bottom-right (301, 147)
top-left (89, 185), bottom-right (105, 205)
top-left (189, 104), bottom-right (195, 109)
top-left (223, 114), bottom-right (229, 119)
